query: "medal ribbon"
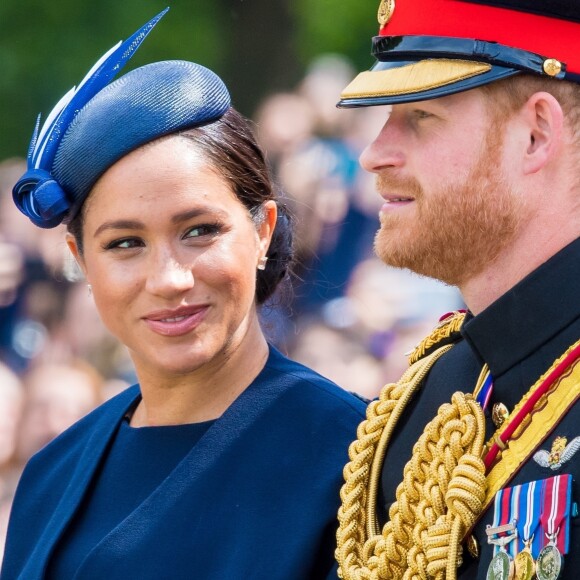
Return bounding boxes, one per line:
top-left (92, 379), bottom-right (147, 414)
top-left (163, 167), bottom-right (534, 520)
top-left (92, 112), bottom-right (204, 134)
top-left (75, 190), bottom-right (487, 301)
top-left (507, 482), bottom-right (520, 558)
top-left (513, 479), bottom-right (543, 557)
top-left (474, 368), bottom-right (494, 412)
top-left (539, 474), bottom-right (572, 554)
top-left (490, 486), bottom-right (515, 556)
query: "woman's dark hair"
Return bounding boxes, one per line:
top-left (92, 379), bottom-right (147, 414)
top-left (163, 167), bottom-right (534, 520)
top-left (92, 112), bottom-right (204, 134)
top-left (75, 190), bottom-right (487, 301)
top-left (67, 107), bottom-right (293, 305)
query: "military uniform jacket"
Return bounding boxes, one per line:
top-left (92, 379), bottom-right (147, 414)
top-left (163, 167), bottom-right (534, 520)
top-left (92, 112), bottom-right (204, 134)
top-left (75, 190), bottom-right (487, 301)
top-left (1, 346), bottom-right (366, 580)
top-left (378, 237), bottom-right (580, 578)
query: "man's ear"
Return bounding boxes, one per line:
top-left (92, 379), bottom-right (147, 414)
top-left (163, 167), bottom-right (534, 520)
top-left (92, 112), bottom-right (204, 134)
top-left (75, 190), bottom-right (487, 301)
top-left (65, 233), bottom-right (88, 279)
top-left (521, 91), bottom-right (564, 175)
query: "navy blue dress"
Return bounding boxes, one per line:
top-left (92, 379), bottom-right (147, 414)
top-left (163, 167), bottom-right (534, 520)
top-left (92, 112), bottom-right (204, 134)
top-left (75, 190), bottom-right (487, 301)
top-left (47, 418), bottom-right (214, 578)
top-left (1, 346), bottom-right (366, 579)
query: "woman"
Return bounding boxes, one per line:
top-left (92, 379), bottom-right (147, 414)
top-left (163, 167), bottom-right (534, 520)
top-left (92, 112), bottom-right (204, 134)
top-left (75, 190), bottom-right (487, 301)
top-left (1, 11), bottom-right (366, 579)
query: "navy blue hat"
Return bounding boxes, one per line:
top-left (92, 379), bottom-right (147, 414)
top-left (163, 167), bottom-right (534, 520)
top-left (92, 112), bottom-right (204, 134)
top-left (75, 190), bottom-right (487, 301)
top-left (13, 9), bottom-right (231, 228)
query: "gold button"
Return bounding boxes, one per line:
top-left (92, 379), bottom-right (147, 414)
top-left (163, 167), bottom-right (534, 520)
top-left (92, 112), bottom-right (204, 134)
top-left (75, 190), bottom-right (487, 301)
top-left (492, 402), bottom-right (509, 428)
top-left (543, 58), bottom-right (562, 77)
top-left (466, 534), bottom-right (480, 559)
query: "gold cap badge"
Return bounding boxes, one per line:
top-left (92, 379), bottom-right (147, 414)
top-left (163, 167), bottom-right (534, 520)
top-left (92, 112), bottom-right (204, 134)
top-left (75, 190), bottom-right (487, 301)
top-left (378, 0), bottom-right (396, 26)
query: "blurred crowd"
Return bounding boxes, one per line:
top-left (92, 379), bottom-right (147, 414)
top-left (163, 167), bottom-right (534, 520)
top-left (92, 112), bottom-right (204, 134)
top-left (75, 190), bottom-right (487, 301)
top-left (0, 54), bottom-right (462, 559)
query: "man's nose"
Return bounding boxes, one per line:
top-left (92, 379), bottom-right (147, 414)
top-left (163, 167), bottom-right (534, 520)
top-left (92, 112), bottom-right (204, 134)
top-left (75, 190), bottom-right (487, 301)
top-left (359, 121), bottom-right (405, 174)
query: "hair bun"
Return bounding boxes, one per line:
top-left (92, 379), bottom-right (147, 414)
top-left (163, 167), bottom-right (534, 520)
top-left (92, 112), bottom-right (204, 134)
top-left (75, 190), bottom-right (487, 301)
top-left (256, 204), bottom-right (294, 304)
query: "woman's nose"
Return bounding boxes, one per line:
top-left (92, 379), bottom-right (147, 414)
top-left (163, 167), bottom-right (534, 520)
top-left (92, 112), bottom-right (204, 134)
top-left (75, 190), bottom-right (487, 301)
top-left (145, 254), bottom-right (194, 298)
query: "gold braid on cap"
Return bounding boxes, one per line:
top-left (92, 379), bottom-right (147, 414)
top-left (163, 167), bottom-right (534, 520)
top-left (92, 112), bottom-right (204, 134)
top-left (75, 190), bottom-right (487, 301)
top-left (336, 311), bottom-right (488, 579)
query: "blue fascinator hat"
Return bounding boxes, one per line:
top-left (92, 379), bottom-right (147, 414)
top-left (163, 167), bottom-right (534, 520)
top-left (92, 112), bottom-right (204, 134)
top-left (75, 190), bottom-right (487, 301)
top-left (13, 8), bottom-right (231, 228)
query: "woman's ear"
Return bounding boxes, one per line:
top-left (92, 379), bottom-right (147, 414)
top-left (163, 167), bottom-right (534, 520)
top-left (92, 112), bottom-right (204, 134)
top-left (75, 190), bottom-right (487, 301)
top-left (522, 91), bottom-right (564, 175)
top-left (65, 233), bottom-right (88, 279)
top-left (257, 200), bottom-right (278, 258)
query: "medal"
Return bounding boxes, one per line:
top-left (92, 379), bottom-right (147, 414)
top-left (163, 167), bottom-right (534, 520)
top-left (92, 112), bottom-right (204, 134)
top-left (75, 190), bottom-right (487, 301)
top-left (513, 542), bottom-right (534, 580)
top-left (536, 539), bottom-right (563, 580)
top-left (486, 526), bottom-right (517, 580)
top-left (487, 550), bottom-right (514, 580)
top-left (535, 474), bottom-right (573, 580)
top-left (512, 480), bottom-right (542, 580)
top-left (486, 503), bottom-right (517, 580)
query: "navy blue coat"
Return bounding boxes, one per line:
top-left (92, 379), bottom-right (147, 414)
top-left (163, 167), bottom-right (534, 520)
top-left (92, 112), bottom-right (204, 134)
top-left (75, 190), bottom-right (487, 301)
top-left (1, 347), bottom-right (366, 579)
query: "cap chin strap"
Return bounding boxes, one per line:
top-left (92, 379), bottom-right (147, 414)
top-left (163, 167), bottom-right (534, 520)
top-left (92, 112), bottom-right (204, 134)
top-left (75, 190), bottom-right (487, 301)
top-left (372, 35), bottom-right (567, 79)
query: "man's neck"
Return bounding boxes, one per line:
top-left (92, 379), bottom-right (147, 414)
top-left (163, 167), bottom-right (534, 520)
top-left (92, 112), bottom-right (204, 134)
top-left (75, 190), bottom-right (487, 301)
top-left (460, 226), bottom-right (579, 315)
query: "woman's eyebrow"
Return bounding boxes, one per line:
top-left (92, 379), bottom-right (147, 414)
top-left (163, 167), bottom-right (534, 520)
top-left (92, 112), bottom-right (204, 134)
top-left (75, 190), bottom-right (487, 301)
top-left (170, 207), bottom-right (229, 224)
top-left (94, 220), bottom-right (144, 237)
top-left (94, 207), bottom-right (231, 237)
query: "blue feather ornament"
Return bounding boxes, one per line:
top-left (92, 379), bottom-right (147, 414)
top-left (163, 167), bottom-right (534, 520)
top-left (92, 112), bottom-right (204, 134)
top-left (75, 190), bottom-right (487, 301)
top-left (14, 8), bottom-right (169, 228)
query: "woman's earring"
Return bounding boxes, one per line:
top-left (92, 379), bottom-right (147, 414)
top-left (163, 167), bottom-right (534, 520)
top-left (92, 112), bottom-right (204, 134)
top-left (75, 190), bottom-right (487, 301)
top-left (257, 256), bottom-right (268, 271)
top-left (87, 284), bottom-right (93, 296)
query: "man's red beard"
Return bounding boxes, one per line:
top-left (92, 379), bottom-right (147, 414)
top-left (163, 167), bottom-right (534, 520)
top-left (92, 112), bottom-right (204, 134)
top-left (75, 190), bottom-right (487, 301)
top-left (374, 127), bottom-right (523, 286)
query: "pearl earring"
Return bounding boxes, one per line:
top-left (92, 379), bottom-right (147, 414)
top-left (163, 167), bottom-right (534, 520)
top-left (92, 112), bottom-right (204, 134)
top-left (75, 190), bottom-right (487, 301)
top-left (87, 284), bottom-right (93, 296)
top-left (257, 256), bottom-right (268, 271)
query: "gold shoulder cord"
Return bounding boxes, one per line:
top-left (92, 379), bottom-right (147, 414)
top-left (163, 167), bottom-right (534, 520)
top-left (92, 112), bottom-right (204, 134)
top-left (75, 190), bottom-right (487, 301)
top-left (336, 312), bottom-right (488, 579)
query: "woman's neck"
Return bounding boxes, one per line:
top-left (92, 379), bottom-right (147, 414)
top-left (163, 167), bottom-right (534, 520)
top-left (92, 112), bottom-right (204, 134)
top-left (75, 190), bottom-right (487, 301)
top-left (130, 321), bottom-right (270, 427)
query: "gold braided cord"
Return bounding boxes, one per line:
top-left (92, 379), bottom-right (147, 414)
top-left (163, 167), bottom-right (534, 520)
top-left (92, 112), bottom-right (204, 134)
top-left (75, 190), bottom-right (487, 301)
top-left (335, 349), bottom-right (449, 580)
top-left (408, 312), bottom-right (466, 365)
top-left (336, 344), bottom-right (487, 580)
top-left (366, 346), bottom-right (454, 539)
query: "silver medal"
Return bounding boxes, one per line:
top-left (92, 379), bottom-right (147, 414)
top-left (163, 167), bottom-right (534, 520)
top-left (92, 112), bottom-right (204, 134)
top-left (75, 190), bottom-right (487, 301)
top-left (486, 550), bottom-right (514, 580)
top-left (486, 523), bottom-right (517, 580)
top-left (536, 542), bottom-right (563, 580)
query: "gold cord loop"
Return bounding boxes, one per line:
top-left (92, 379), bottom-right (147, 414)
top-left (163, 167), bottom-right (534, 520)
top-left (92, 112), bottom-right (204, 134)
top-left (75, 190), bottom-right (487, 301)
top-left (336, 340), bottom-right (487, 580)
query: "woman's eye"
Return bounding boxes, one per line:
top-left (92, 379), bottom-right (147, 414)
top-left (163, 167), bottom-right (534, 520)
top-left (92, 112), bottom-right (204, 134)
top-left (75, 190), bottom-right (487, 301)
top-left (184, 223), bottom-right (220, 239)
top-left (105, 237), bottom-right (143, 250)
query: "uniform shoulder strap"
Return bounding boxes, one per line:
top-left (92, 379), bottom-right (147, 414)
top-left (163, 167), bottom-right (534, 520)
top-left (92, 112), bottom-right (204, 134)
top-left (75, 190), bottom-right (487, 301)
top-left (408, 310), bottom-right (467, 365)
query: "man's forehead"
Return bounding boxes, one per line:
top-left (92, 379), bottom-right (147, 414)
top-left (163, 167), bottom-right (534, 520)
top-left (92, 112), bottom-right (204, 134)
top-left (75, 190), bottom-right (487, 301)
top-left (390, 89), bottom-right (484, 111)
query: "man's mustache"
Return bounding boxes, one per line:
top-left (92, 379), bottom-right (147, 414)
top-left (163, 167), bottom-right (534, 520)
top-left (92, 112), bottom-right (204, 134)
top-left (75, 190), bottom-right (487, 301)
top-left (375, 173), bottom-right (423, 199)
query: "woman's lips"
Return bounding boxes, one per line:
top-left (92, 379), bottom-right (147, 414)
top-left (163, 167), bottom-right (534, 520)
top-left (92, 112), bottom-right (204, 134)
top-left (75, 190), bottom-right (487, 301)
top-left (143, 306), bottom-right (209, 337)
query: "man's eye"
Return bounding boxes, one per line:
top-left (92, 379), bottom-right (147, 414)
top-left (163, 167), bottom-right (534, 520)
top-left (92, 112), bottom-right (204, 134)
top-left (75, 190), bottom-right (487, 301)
top-left (414, 110), bottom-right (432, 120)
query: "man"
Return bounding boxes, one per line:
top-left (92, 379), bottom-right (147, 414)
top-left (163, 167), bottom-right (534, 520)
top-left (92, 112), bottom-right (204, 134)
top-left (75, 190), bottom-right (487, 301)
top-left (335, 1), bottom-right (580, 579)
